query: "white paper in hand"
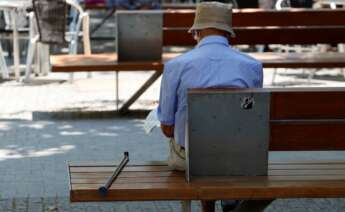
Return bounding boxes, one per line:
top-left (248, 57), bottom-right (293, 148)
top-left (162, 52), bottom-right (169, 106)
top-left (144, 108), bottom-right (160, 134)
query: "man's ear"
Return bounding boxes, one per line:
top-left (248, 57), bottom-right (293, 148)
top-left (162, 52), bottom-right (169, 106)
top-left (193, 30), bottom-right (200, 42)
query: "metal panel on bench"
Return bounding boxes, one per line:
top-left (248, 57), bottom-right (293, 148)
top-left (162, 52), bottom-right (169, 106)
top-left (116, 11), bottom-right (162, 62)
top-left (187, 90), bottom-right (270, 181)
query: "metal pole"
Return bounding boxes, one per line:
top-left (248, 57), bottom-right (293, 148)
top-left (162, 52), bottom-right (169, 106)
top-left (90, 7), bottom-right (116, 36)
top-left (98, 152), bottom-right (129, 196)
top-left (116, 71), bottom-right (119, 110)
top-left (11, 9), bottom-right (20, 81)
top-left (119, 71), bottom-right (162, 114)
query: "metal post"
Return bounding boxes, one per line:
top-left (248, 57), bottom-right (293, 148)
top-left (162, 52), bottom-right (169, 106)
top-left (116, 71), bottom-right (119, 110)
top-left (119, 71), bottom-right (162, 114)
top-left (0, 42), bottom-right (9, 79)
top-left (90, 7), bottom-right (116, 36)
top-left (11, 9), bottom-right (20, 81)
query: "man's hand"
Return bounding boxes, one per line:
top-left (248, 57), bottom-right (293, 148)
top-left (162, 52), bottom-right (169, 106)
top-left (160, 124), bottom-right (174, 138)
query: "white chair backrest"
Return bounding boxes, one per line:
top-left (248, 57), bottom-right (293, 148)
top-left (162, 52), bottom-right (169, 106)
top-left (3, 7), bottom-right (29, 29)
top-left (64, 0), bottom-right (90, 55)
top-left (275, 0), bottom-right (290, 10)
top-left (66, 0), bottom-right (84, 14)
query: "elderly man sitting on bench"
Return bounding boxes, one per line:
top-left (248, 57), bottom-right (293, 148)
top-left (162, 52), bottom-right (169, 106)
top-left (157, 2), bottom-right (273, 211)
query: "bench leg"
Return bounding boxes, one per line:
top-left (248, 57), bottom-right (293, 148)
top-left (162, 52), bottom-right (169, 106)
top-left (271, 68), bottom-right (278, 85)
top-left (233, 199), bottom-right (274, 212)
top-left (182, 200), bottom-right (192, 212)
top-left (90, 8), bottom-right (116, 36)
top-left (201, 200), bottom-right (215, 212)
top-left (119, 71), bottom-right (162, 114)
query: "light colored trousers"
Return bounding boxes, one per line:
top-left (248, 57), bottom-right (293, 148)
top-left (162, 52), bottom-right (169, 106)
top-left (167, 139), bottom-right (273, 212)
top-left (167, 139), bottom-right (186, 171)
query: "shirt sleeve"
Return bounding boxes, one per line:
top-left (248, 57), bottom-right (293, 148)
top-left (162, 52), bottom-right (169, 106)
top-left (157, 61), bottom-right (181, 125)
top-left (253, 62), bottom-right (263, 88)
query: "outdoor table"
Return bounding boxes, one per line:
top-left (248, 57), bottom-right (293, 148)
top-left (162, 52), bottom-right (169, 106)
top-left (0, 0), bottom-right (30, 81)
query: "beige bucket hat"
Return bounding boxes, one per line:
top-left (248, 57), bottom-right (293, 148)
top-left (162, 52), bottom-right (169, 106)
top-left (189, 1), bottom-right (235, 37)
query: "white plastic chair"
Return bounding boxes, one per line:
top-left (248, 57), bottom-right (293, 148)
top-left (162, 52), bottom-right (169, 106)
top-left (275, 0), bottom-right (290, 9)
top-left (0, 1), bottom-right (31, 80)
top-left (25, 0), bottom-right (91, 81)
top-left (0, 41), bottom-right (9, 79)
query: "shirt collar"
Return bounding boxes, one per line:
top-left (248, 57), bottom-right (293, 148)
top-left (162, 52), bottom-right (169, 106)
top-left (197, 35), bottom-right (230, 48)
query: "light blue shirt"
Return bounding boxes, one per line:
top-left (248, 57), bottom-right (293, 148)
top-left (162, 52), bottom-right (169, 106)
top-left (158, 35), bottom-right (263, 147)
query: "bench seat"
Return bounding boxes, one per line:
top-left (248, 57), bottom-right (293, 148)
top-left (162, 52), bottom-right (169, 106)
top-left (69, 160), bottom-right (345, 202)
top-left (50, 53), bottom-right (178, 72)
top-left (51, 52), bottom-right (345, 72)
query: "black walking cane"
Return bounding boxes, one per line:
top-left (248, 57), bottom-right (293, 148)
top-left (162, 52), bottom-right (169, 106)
top-left (98, 152), bottom-right (129, 196)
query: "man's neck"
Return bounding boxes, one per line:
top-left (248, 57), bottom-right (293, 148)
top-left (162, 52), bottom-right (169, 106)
top-left (198, 29), bottom-right (229, 41)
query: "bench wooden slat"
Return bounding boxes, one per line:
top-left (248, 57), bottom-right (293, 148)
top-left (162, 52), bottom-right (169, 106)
top-left (69, 159), bottom-right (345, 167)
top-left (72, 183), bottom-right (190, 190)
top-left (70, 167), bottom-right (345, 181)
top-left (163, 9), bottom-right (345, 28)
top-left (70, 165), bottom-right (345, 180)
top-left (271, 91), bottom-right (345, 119)
top-left (250, 52), bottom-right (345, 68)
top-left (270, 164), bottom-right (345, 170)
top-left (164, 27), bottom-right (345, 45)
top-left (71, 175), bottom-right (345, 184)
top-left (71, 174), bottom-right (345, 187)
top-left (163, 9), bottom-right (345, 45)
top-left (271, 123), bottom-right (345, 151)
top-left (269, 159), bottom-right (345, 164)
top-left (71, 171), bottom-right (183, 179)
top-left (72, 180), bottom-right (345, 189)
top-left (197, 181), bottom-right (345, 200)
top-left (70, 166), bottom-right (173, 173)
top-left (68, 161), bottom-right (168, 167)
top-left (70, 170), bottom-right (345, 184)
top-left (270, 169), bottom-right (345, 176)
top-left (71, 183), bottom-right (197, 202)
top-left (70, 163), bottom-right (345, 170)
top-left (51, 52), bottom-right (345, 72)
top-left (71, 176), bottom-right (185, 184)
top-left (50, 53), bottom-right (179, 72)
top-left (71, 180), bottom-right (345, 200)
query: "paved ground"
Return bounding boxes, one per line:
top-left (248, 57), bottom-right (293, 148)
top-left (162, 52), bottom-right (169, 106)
top-left (2, 10), bottom-right (345, 212)
top-left (1, 70), bottom-right (345, 211)
top-left (1, 119), bottom-right (345, 212)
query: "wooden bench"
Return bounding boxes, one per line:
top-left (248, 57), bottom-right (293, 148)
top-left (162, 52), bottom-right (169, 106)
top-left (51, 9), bottom-right (345, 113)
top-left (69, 87), bottom-right (345, 211)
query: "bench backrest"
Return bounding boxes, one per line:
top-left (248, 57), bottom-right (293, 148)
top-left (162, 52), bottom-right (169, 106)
top-left (188, 88), bottom-right (345, 151)
top-left (163, 9), bottom-right (345, 46)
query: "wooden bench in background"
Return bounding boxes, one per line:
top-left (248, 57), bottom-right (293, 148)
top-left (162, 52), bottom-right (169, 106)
top-left (51, 9), bottom-right (345, 113)
top-left (69, 87), bottom-right (345, 212)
